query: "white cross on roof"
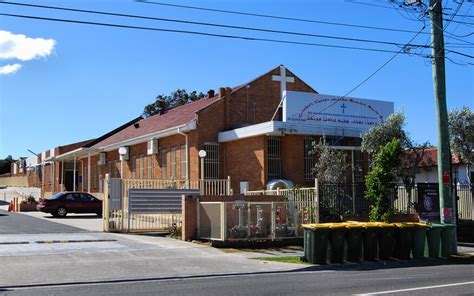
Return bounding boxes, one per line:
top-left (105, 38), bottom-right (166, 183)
top-left (272, 65), bottom-right (294, 100)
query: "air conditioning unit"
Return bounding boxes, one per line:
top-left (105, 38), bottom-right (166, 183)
top-left (98, 152), bottom-right (107, 165)
top-left (147, 139), bottom-right (159, 155)
top-left (118, 146), bottom-right (129, 161)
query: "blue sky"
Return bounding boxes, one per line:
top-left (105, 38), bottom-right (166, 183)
top-left (0, 0), bottom-right (472, 159)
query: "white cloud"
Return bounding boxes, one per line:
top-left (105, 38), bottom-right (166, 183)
top-left (0, 30), bottom-right (55, 61)
top-left (0, 63), bottom-right (22, 75)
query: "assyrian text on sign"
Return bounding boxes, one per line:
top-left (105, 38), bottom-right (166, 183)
top-left (283, 91), bottom-right (394, 132)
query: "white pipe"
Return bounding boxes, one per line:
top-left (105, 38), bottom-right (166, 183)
top-left (87, 149), bottom-right (91, 193)
top-left (61, 160), bottom-right (64, 192)
top-left (73, 157), bottom-right (76, 191)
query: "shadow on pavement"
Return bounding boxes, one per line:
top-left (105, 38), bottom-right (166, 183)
top-left (45, 215), bottom-right (101, 220)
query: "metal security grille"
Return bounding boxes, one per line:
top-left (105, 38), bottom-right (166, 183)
top-left (128, 188), bottom-right (199, 214)
top-left (267, 137), bottom-right (281, 180)
top-left (147, 155), bottom-right (153, 179)
top-left (353, 150), bottom-right (364, 182)
top-left (204, 143), bottom-right (219, 179)
top-left (304, 136), bottom-right (315, 181)
top-left (160, 148), bottom-right (167, 179)
top-left (181, 145), bottom-right (186, 179)
top-left (171, 147), bottom-right (177, 179)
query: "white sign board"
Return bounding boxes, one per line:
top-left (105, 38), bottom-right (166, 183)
top-left (283, 91), bottom-right (394, 132)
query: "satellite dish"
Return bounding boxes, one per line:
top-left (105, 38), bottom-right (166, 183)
top-left (198, 150), bottom-right (207, 158)
top-left (118, 147), bottom-right (128, 155)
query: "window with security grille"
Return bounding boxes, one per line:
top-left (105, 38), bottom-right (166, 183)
top-left (304, 136), bottom-right (316, 181)
top-left (181, 145), bottom-right (186, 179)
top-left (139, 155), bottom-right (144, 179)
top-left (160, 148), bottom-right (167, 179)
top-left (204, 143), bottom-right (219, 179)
top-left (130, 156), bottom-right (137, 179)
top-left (147, 155), bottom-right (153, 179)
top-left (353, 150), bottom-right (364, 182)
top-left (267, 137), bottom-right (282, 180)
top-left (171, 147), bottom-right (177, 179)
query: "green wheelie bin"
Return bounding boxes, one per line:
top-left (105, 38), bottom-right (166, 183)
top-left (303, 225), bottom-right (315, 263)
top-left (345, 223), bottom-right (364, 262)
top-left (377, 222), bottom-right (396, 260)
top-left (329, 223), bottom-right (347, 264)
top-left (303, 224), bottom-right (331, 264)
top-left (440, 224), bottom-right (456, 257)
top-left (410, 222), bottom-right (429, 259)
top-left (362, 223), bottom-right (379, 261)
top-left (426, 223), bottom-right (443, 258)
top-left (393, 223), bottom-right (415, 260)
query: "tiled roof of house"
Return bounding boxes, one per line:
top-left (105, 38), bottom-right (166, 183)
top-left (92, 95), bottom-right (221, 148)
top-left (417, 147), bottom-right (462, 167)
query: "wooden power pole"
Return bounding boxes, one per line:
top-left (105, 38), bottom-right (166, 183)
top-left (429, 0), bottom-right (454, 225)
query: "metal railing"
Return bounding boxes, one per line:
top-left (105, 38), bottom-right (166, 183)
top-left (199, 201), bottom-right (310, 241)
top-left (246, 187), bottom-right (319, 224)
top-left (103, 175), bottom-right (231, 232)
top-left (121, 177), bottom-right (231, 196)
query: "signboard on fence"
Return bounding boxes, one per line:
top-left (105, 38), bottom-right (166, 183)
top-left (417, 183), bottom-right (440, 223)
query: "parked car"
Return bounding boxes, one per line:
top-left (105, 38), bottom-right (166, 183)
top-left (37, 192), bottom-right (102, 217)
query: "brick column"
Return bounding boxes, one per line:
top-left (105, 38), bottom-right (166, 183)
top-left (181, 194), bottom-right (199, 241)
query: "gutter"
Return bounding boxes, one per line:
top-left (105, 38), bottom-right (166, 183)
top-left (100, 120), bottom-right (197, 152)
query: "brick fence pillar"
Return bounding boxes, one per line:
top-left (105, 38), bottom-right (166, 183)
top-left (182, 194), bottom-right (199, 241)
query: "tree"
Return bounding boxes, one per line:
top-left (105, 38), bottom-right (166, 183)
top-left (0, 155), bottom-right (14, 175)
top-left (449, 106), bottom-right (474, 186)
top-left (311, 138), bottom-right (350, 183)
top-left (143, 89), bottom-right (207, 117)
top-left (361, 110), bottom-right (431, 212)
top-left (365, 139), bottom-right (402, 222)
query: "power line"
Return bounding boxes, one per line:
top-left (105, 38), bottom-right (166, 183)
top-left (348, 0), bottom-right (474, 25)
top-left (135, 0), bottom-right (433, 35)
top-left (2, 12), bottom-right (471, 60)
top-left (0, 1), bottom-right (432, 49)
top-left (0, 12), bottom-right (431, 56)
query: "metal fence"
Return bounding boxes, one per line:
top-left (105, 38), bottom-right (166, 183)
top-left (246, 187), bottom-right (319, 223)
top-left (103, 175), bottom-right (231, 232)
top-left (198, 201), bottom-right (309, 241)
top-left (247, 181), bottom-right (473, 223)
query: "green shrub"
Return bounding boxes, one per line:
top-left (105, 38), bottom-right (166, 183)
top-left (365, 139), bottom-right (402, 222)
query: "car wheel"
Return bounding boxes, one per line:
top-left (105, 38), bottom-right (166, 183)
top-left (56, 207), bottom-right (67, 218)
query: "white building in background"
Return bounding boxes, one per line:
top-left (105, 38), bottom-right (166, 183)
top-left (415, 148), bottom-right (473, 185)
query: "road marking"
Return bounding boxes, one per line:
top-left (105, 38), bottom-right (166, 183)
top-left (35, 239), bottom-right (117, 244)
top-left (356, 281), bottom-right (474, 295)
top-left (0, 241), bottom-right (29, 245)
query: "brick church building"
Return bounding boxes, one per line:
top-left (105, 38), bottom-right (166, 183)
top-left (11, 65), bottom-right (393, 197)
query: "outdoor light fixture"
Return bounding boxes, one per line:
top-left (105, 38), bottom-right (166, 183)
top-left (198, 149), bottom-right (206, 180)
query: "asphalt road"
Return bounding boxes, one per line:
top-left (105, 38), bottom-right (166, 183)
top-left (0, 209), bottom-right (87, 234)
top-left (1, 262), bottom-right (472, 295)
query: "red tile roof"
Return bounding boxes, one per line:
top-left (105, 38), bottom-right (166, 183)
top-left (93, 96), bottom-right (221, 148)
top-left (417, 148), bottom-right (462, 167)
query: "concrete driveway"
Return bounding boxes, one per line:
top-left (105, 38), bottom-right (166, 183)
top-left (19, 210), bottom-right (103, 232)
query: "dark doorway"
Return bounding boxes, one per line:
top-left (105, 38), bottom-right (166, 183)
top-left (64, 171), bottom-right (78, 191)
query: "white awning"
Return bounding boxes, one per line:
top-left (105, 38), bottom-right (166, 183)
top-left (218, 121), bottom-right (364, 143)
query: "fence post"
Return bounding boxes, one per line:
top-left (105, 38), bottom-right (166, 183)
top-left (227, 176), bottom-right (231, 196)
top-left (103, 174), bottom-right (110, 232)
top-left (352, 183), bottom-right (356, 214)
top-left (315, 178), bottom-right (319, 223)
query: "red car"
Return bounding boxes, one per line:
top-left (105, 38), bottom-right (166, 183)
top-left (37, 192), bottom-right (103, 217)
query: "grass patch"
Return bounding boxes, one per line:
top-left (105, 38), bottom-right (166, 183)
top-left (253, 256), bottom-right (312, 265)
